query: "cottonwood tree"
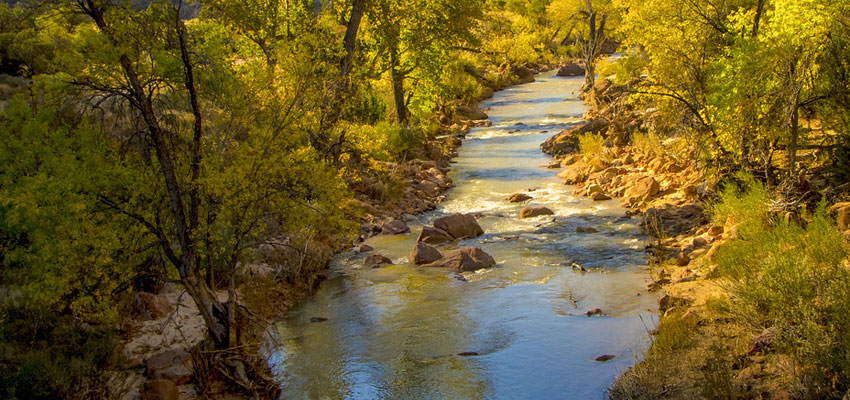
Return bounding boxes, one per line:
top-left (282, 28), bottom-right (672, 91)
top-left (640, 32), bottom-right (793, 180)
top-left (547, 0), bottom-right (615, 92)
top-left (365, 0), bottom-right (483, 126)
top-left (66, 0), bottom-right (348, 348)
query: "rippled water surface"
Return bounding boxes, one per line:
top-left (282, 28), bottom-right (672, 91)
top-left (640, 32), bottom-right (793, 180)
top-left (271, 71), bottom-right (658, 399)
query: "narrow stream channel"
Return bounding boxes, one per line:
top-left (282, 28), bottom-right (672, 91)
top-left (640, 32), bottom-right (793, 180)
top-left (269, 70), bottom-right (659, 399)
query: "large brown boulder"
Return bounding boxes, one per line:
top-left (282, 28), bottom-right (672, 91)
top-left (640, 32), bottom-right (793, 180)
top-left (434, 214), bottom-right (484, 239)
top-left (520, 206), bottom-right (554, 218)
top-left (145, 349), bottom-right (193, 384)
top-left (455, 105), bottom-right (488, 121)
top-left (540, 118), bottom-right (610, 157)
top-left (141, 379), bottom-right (179, 400)
top-left (557, 63), bottom-right (585, 77)
top-left (417, 226), bottom-right (454, 244)
top-left (512, 65), bottom-right (536, 84)
top-left (134, 292), bottom-right (173, 320)
top-left (423, 247), bottom-right (496, 272)
top-left (642, 204), bottom-right (707, 237)
top-left (410, 242), bottom-right (442, 265)
top-left (626, 176), bottom-right (660, 200)
top-left (381, 219), bottom-right (410, 235)
top-left (829, 202), bottom-right (850, 230)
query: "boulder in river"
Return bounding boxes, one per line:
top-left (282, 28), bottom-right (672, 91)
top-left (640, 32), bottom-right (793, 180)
top-left (364, 254), bottom-right (393, 267)
top-left (417, 226), bottom-right (454, 244)
top-left (410, 242), bottom-right (442, 265)
top-left (423, 247), bottom-right (496, 272)
top-left (381, 219), bottom-right (410, 235)
top-left (519, 206), bottom-right (554, 218)
top-left (557, 63), bottom-right (585, 77)
top-left (505, 193), bottom-right (533, 203)
top-left (434, 213), bottom-right (484, 239)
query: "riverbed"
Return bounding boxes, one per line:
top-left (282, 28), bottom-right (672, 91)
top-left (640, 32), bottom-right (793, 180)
top-left (269, 70), bottom-right (659, 399)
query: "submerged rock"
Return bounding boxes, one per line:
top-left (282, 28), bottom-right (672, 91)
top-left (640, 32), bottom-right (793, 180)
top-left (410, 242), bottom-right (442, 265)
top-left (423, 247), bottom-right (496, 272)
top-left (505, 193), bottom-right (533, 203)
top-left (519, 206), bottom-right (554, 218)
top-left (434, 213), bottom-right (484, 239)
top-left (364, 254), bottom-right (393, 267)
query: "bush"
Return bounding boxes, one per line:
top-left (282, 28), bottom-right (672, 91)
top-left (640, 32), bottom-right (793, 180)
top-left (631, 131), bottom-right (664, 157)
top-left (0, 302), bottom-right (115, 400)
top-left (711, 178), bottom-right (850, 396)
top-left (578, 132), bottom-right (605, 155)
top-left (596, 51), bottom-right (647, 85)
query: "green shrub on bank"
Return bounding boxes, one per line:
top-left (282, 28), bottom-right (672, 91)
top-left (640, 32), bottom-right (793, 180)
top-left (578, 132), bottom-right (605, 155)
top-left (0, 302), bottom-right (115, 400)
top-left (711, 176), bottom-right (850, 396)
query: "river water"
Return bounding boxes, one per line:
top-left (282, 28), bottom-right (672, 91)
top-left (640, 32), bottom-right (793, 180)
top-left (270, 70), bottom-right (658, 399)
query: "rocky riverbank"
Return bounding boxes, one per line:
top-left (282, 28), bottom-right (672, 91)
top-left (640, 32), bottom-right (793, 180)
top-left (543, 72), bottom-right (850, 398)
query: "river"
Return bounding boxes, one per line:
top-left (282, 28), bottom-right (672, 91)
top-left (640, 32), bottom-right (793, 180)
top-left (269, 70), bottom-right (659, 399)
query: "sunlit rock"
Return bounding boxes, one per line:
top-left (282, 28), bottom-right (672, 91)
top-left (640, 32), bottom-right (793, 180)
top-left (423, 247), bottom-right (496, 272)
top-left (434, 213), bottom-right (484, 239)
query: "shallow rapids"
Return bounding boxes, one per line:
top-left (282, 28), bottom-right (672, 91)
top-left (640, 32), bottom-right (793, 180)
top-left (270, 70), bottom-right (659, 399)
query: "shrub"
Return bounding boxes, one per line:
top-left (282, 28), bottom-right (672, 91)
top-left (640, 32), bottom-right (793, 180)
top-left (711, 178), bottom-right (850, 396)
top-left (596, 51), bottom-right (647, 85)
top-left (578, 132), bottom-right (605, 155)
top-left (0, 302), bottom-right (115, 400)
top-left (631, 131), bottom-right (664, 157)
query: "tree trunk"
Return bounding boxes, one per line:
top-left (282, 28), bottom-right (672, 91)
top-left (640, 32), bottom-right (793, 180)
top-left (81, 0), bottom-right (230, 349)
top-left (390, 47), bottom-right (408, 126)
top-left (340, 0), bottom-right (364, 77)
top-left (788, 102), bottom-right (799, 178)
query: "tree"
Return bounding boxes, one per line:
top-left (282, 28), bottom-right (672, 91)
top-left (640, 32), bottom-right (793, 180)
top-left (365, 0), bottom-right (483, 125)
top-left (60, 0), bottom-right (350, 348)
top-left (547, 0), bottom-right (615, 92)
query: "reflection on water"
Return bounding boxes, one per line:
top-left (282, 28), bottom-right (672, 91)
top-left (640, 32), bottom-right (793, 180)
top-left (270, 71), bottom-right (658, 399)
